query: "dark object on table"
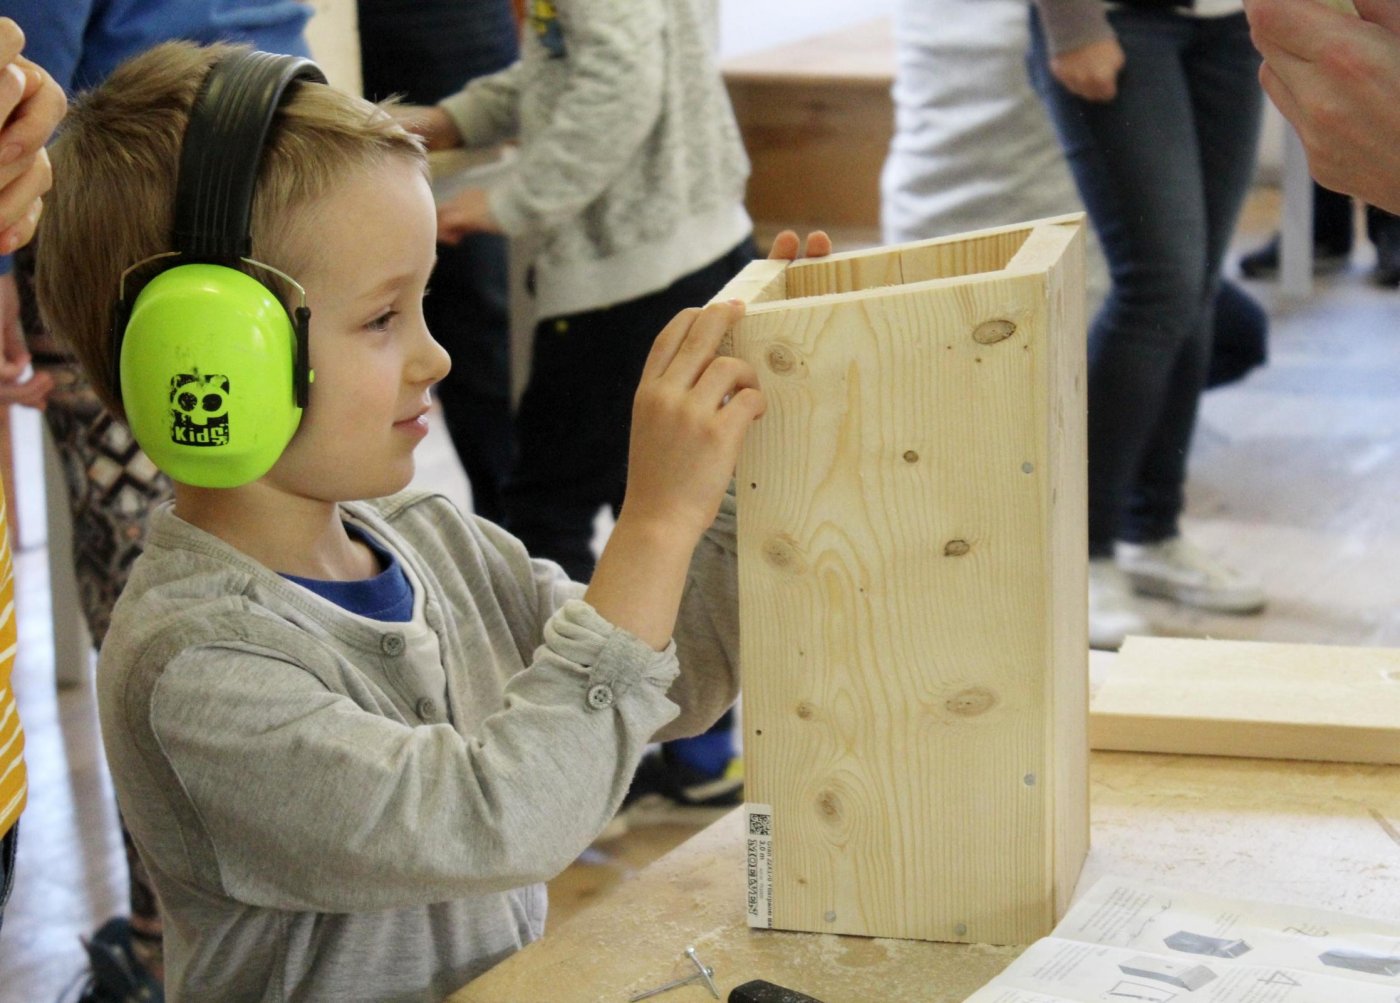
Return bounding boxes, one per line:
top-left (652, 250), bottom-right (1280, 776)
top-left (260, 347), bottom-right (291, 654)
top-left (729, 980), bottom-right (827, 1003)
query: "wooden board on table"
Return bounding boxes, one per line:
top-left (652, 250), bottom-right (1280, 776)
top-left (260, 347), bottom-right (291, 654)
top-left (1091, 636), bottom-right (1400, 764)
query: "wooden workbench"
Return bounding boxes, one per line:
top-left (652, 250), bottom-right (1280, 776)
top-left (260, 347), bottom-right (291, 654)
top-left (450, 749), bottom-right (1400, 1002)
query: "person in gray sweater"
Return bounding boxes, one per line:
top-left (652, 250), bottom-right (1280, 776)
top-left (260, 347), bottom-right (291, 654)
top-left (34, 39), bottom-right (803, 1001)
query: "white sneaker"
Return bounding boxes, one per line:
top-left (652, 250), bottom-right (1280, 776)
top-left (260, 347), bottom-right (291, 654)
top-left (1116, 537), bottom-right (1266, 614)
top-left (1089, 557), bottom-right (1151, 650)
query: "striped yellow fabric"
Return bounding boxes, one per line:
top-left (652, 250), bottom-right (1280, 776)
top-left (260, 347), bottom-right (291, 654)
top-left (0, 486), bottom-right (26, 839)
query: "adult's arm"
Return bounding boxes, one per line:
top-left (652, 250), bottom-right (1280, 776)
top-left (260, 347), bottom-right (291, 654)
top-left (1246, 0), bottom-right (1400, 215)
top-left (1032, 0), bottom-right (1125, 102)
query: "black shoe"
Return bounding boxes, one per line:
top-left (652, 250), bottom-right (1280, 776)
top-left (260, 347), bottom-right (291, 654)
top-left (1373, 232), bottom-right (1400, 287)
top-left (1238, 233), bottom-right (1350, 279)
top-left (68, 917), bottom-right (164, 1003)
top-left (602, 750), bottom-right (743, 838)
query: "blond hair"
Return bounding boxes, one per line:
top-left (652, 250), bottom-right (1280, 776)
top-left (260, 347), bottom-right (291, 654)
top-left (35, 41), bottom-right (426, 421)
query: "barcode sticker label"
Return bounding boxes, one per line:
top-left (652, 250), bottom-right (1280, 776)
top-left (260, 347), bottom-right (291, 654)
top-left (745, 802), bottom-right (774, 928)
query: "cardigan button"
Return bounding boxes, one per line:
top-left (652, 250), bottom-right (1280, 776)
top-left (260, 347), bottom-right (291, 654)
top-left (586, 683), bottom-right (615, 711)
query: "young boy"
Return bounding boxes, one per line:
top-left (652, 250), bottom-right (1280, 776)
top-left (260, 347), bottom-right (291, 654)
top-left (35, 40), bottom-right (768, 1000)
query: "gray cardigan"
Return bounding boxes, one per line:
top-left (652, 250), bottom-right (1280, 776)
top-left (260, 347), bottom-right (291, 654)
top-left (437, 0), bottom-right (751, 321)
top-left (98, 491), bottom-right (740, 1001)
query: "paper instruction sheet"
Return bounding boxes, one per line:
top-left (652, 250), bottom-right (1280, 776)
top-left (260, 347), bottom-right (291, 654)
top-left (965, 877), bottom-right (1400, 1002)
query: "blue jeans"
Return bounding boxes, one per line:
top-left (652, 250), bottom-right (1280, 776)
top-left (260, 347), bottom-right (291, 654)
top-left (1028, 9), bottom-right (1262, 554)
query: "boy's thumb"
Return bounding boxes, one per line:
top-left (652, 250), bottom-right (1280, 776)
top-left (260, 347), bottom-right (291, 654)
top-left (1355, 0), bottom-right (1400, 34)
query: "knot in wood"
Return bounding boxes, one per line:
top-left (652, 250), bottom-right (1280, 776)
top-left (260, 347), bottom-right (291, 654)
top-left (817, 789), bottom-right (842, 820)
top-left (943, 539), bottom-right (971, 557)
top-left (766, 343), bottom-right (797, 373)
top-left (902, 450), bottom-right (919, 464)
top-left (762, 535), bottom-right (804, 573)
top-left (946, 687), bottom-right (997, 717)
top-left (796, 701), bottom-right (816, 720)
top-left (972, 319), bottom-right (1017, 345)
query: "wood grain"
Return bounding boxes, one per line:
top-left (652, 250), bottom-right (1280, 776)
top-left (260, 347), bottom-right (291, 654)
top-left (1091, 636), bottom-right (1400, 763)
top-left (720, 218), bottom-right (1089, 945)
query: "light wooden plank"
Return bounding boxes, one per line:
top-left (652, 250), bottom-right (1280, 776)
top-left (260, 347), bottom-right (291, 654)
top-left (721, 218), bottom-right (1087, 945)
top-left (1091, 636), bottom-right (1400, 763)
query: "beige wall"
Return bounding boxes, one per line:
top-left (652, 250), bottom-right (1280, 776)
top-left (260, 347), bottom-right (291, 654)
top-left (301, 0), bottom-right (361, 94)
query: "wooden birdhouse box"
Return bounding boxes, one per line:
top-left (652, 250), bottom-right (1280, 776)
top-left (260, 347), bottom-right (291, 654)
top-left (717, 215), bottom-right (1089, 946)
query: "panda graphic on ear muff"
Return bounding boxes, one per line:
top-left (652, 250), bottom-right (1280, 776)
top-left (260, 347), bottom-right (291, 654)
top-left (112, 50), bottom-right (327, 488)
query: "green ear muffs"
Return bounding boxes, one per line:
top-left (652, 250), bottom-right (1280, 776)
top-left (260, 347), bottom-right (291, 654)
top-left (120, 263), bottom-right (310, 488)
top-left (113, 50), bottom-right (325, 488)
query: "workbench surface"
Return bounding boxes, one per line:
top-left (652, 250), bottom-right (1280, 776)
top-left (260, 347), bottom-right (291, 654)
top-left (449, 750), bottom-right (1400, 1002)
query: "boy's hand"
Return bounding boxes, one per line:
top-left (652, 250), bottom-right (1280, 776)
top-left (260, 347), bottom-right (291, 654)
top-left (622, 300), bottom-right (763, 542)
top-left (584, 300), bottom-right (762, 649)
top-left (436, 187), bottom-right (502, 243)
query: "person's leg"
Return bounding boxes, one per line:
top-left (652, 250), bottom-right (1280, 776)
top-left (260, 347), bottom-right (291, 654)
top-left (1123, 12), bottom-right (1264, 544)
top-left (356, 0), bottom-right (517, 103)
top-left (505, 240), bottom-right (756, 581)
top-left (0, 822), bottom-right (16, 936)
top-left (1364, 202), bottom-right (1400, 287)
top-left (358, 0), bottom-right (519, 521)
top-left (1312, 181), bottom-right (1355, 255)
top-left (505, 308), bottom-right (636, 581)
top-left (424, 235), bottom-right (515, 524)
top-left (1206, 279), bottom-right (1268, 390)
top-left (1029, 9), bottom-right (1211, 556)
top-left (1238, 178), bottom-right (1352, 278)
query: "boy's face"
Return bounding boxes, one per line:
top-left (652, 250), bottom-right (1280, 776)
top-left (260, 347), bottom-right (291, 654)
top-left (263, 157), bottom-right (451, 502)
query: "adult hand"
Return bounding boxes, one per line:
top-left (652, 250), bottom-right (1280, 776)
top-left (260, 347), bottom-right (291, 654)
top-left (0, 271), bottom-right (53, 409)
top-left (0, 18), bottom-right (64, 254)
top-left (1051, 37), bottom-right (1127, 102)
top-left (1246, 0), bottom-right (1400, 214)
top-left (436, 187), bottom-right (501, 243)
top-left (767, 229), bottom-right (833, 261)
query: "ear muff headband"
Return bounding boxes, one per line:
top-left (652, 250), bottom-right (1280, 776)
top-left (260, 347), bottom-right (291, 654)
top-left (173, 51), bottom-right (326, 261)
top-left (115, 51), bottom-right (327, 488)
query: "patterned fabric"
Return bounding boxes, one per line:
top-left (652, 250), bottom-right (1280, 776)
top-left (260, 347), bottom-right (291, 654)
top-left (15, 245), bottom-right (168, 939)
top-left (16, 246), bottom-right (173, 649)
top-left (0, 487), bottom-right (25, 840)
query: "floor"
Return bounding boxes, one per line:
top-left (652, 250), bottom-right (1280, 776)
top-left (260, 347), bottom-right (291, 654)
top-left (1, 189), bottom-right (1398, 1001)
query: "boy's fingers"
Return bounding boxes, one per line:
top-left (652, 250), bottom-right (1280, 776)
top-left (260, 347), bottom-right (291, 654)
top-left (692, 354), bottom-right (760, 411)
top-left (642, 300), bottom-right (742, 386)
top-left (640, 306), bottom-right (704, 383)
top-left (665, 300), bottom-right (743, 385)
